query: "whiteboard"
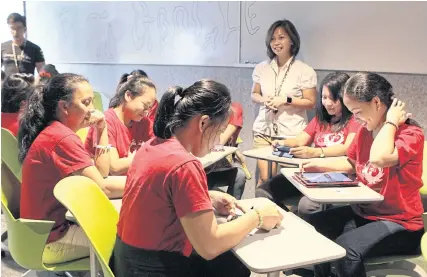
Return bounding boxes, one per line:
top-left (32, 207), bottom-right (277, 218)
top-left (240, 1), bottom-right (427, 74)
top-left (25, 1), bottom-right (240, 66)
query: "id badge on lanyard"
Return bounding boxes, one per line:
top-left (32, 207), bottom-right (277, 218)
top-left (12, 41), bottom-right (26, 73)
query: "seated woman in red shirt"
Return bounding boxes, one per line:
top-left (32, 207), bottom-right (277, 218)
top-left (18, 73), bottom-right (126, 264)
top-left (112, 80), bottom-right (283, 277)
top-left (300, 72), bottom-right (424, 277)
top-left (1, 73), bottom-right (34, 136)
top-left (256, 72), bottom-right (360, 215)
top-left (85, 72), bottom-right (157, 175)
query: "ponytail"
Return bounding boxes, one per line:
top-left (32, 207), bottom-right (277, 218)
top-left (153, 79), bottom-right (232, 140)
top-left (18, 85), bottom-right (48, 163)
top-left (153, 86), bottom-right (183, 139)
top-left (109, 74), bottom-right (156, 109)
top-left (18, 73), bottom-right (88, 163)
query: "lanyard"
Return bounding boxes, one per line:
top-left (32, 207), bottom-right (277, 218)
top-left (11, 40), bottom-right (26, 72)
top-left (274, 57), bottom-right (294, 97)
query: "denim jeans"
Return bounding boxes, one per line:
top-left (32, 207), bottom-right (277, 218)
top-left (303, 205), bottom-right (423, 277)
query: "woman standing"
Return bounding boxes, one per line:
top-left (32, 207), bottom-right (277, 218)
top-left (251, 19), bottom-right (317, 184)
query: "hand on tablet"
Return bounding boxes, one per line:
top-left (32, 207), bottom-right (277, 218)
top-left (300, 160), bottom-right (323, 173)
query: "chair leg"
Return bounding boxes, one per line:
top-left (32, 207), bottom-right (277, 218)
top-left (366, 260), bottom-right (427, 277)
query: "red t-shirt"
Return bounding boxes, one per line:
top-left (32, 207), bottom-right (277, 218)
top-left (21, 121), bottom-right (93, 243)
top-left (117, 137), bottom-right (213, 256)
top-left (1, 112), bottom-right (20, 137)
top-left (227, 102), bottom-right (243, 146)
top-left (85, 108), bottom-right (155, 158)
top-left (304, 116), bottom-right (360, 147)
top-left (347, 124), bottom-right (424, 231)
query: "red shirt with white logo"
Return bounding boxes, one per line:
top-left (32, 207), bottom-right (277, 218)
top-left (347, 124), bottom-right (424, 231)
top-left (304, 116), bottom-right (360, 147)
top-left (85, 108), bottom-right (155, 159)
top-left (117, 137), bottom-right (213, 256)
top-left (21, 121), bottom-right (93, 243)
top-left (227, 102), bottom-right (244, 146)
top-left (1, 112), bottom-right (20, 137)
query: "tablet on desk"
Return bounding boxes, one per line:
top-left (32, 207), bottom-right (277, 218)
top-left (293, 172), bottom-right (359, 188)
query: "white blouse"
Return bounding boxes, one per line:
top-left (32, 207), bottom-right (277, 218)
top-left (252, 57), bottom-right (317, 138)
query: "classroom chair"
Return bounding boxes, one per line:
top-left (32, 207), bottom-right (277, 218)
top-left (93, 91), bottom-right (104, 112)
top-left (54, 176), bottom-right (117, 277)
top-left (364, 141), bottom-right (427, 277)
top-left (1, 183), bottom-right (89, 276)
top-left (1, 128), bottom-right (22, 257)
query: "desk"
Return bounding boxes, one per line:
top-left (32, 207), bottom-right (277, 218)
top-left (243, 147), bottom-right (337, 179)
top-left (228, 198), bottom-right (346, 277)
top-left (199, 146), bottom-right (237, 168)
top-left (68, 198), bottom-right (345, 277)
top-left (281, 168), bottom-right (384, 204)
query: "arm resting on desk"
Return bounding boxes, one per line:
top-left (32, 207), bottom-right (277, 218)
top-left (109, 148), bottom-right (133, 175)
top-left (73, 166), bottom-right (125, 198)
top-left (180, 209), bottom-right (259, 260)
top-left (302, 157), bottom-right (356, 173)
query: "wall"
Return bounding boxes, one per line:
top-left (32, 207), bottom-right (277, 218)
top-left (56, 63), bottom-right (427, 198)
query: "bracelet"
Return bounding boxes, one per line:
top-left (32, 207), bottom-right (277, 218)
top-left (385, 121), bottom-right (398, 129)
top-left (95, 144), bottom-right (112, 150)
top-left (254, 208), bottom-right (263, 229)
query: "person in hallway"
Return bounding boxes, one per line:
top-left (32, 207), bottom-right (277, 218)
top-left (112, 79), bottom-right (283, 277)
top-left (256, 72), bottom-right (360, 215)
top-left (206, 102), bottom-right (247, 200)
top-left (1, 13), bottom-right (45, 76)
top-left (1, 73), bottom-right (35, 136)
top-left (300, 72), bottom-right (424, 277)
top-left (251, 19), bottom-right (317, 185)
top-left (18, 73), bottom-right (125, 264)
top-left (85, 72), bottom-right (157, 175)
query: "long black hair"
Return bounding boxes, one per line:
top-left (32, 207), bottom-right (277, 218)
top-left (1, 73), bottom-right (34, 113)
top-left (18, 73), bottom-right (89, 163)
top-left (343, 72), bottom-right (420, 128)
top-left (153, 79), bottom-right (232, 139)
top-left (109, 72), bottom-right (155, 109)
top-left (315, 72), bottom-right (352, 132)
top-left (265, 19), bottom-right (300, 59)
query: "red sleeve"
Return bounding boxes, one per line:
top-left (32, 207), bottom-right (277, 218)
top-left (229, 103), bottom-right (243, 128)
top-left (84, 126), bottom-right (96, 156)
top-left (303, 117), bottom-right (320, 138)
top-left (106, 116), bottom-right (119, 148)
top-left (53, 134), bottom-right (93, 178)
top-left (346, 116), bottom-right (361, 134)
top-left (346, 127), bottom-right (363, 160)
top-left (171, 160), bottom-right (214, 218)
top-left (395, 125), bottom-right (424, 167)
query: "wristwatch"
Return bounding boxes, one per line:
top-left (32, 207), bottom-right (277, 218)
top-left (286, 96), bottom-right (293, 104)
top-left (319, 148), bottom-right (325, 158)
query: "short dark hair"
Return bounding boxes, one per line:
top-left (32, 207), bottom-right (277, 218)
top-left (154, 79), bottom-right (232, 139)
top-left (7, 13), bottom-right (26, 28)
top-left (316, 72), bottom-right (352, 132)
top-left (1, 73), bottom-right (34, 113)
top-left (265, 19), bottom-right (300, 59)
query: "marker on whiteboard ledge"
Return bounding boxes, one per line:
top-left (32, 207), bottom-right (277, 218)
top-left (244, 60), bottom-right (258, 64)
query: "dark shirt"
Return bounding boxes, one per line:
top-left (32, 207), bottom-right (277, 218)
top-left (1, 40), bottom-right (45, 76)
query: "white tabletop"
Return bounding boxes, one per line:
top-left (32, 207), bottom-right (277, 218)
top-left (243, 147), bottom-right (329, 167)
top-left (229, 198), bottom-right (346, 273)
top-left (66, 197), bottom-right (345, 274)
top-left (199, 146), bottom-right (237, 168)
top-left (281, 168), bottom-right (384, 204)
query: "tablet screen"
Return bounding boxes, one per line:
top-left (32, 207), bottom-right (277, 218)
top-left (302, 173), bottom-right (353, 183)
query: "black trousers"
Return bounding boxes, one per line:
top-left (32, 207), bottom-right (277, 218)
top-left (111, 236), bottom-right (250, 277)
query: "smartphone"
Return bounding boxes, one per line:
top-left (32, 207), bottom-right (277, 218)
top-left (275, 146), bottom-right (291, 153)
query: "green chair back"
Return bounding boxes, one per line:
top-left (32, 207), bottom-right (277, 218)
top-left (54, 176), bottom-right (117, 277)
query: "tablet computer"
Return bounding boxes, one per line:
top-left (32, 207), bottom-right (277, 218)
top-left (293, 172), bottom-right (359, 187)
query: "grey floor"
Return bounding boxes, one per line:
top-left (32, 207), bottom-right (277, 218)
top-left (2, 181), bottom-right (427, 277)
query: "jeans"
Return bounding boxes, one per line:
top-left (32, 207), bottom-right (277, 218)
top-left (207, 167), bottom-right (246, 200)
top-left (303, 205), bottom-right (423, 277)
top-left (255, 174), bottom-right (327, 215)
